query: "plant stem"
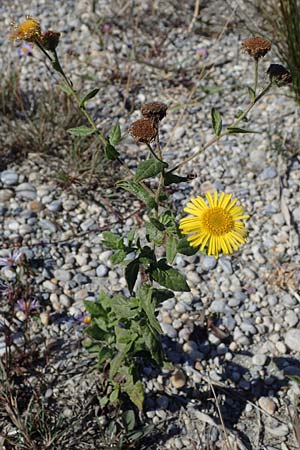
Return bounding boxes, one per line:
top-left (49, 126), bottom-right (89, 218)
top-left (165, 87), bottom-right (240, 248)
top-left (254, 58), bottom-right (259, 94)
top-left (146, 143), bottom-right (164, 162)
top-left (170, 82), bottom-right (273, 172)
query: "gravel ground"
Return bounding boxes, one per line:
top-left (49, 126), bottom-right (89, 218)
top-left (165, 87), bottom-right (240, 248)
top-left (1, 1), bottom-right (300, 449)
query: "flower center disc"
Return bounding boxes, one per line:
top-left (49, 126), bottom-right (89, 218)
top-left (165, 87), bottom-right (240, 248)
top-left (202, 207), bottom-right (233, 236)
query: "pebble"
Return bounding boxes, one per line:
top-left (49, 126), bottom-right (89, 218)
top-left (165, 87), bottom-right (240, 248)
top-left (15, 183), bottom-right (37, 200)
top-left (258, 397), bottom-right (276, 415)
top-left (202, 256), bottom-right (217, 270)
top-left (96, 264), bottom-right (108, 277)
top-left (252, 354), bottom-right (267, 366)
top-left (285, 328), bottom-right (300, 352)
top-left (260, 167), bottom-right (277, 180)
top-left (54, 269), bottom-right (72, 282)
top-left (170, 369), bottom-right (187, 389)
top-left (0, 170), bottom-right (18, 186)
top-left (0, 189), bottom-right (14, 202)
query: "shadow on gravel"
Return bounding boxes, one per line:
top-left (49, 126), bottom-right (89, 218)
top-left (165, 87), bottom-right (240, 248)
top-left (146, 335), bottom-right (294, 450)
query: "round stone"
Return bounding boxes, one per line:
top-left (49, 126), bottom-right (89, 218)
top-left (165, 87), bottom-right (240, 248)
top-left (1, 170), bottom-right (19, 186)
top-left (170, 369), bottom-right (187, 389)
top-left (285, 328), bottom-right (300, 351)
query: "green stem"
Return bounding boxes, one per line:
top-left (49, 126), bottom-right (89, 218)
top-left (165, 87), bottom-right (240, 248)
top-left (254, 58), bottom-right (259, 94)
top-left (170, 82), bottom-right (273, 172)
top-left (146, 143), bottom-right (164, 163)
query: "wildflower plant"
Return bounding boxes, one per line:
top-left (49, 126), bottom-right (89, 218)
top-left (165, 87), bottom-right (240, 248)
top-left (9, 18), bottom-right (291, 410)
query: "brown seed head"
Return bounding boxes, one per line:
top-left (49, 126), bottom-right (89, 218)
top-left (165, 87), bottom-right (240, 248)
top-left (9, 17), bottom-right (41, 42)
top-left (267, 64), bottom-right (292, 86)
top-left (242, 36), bottom-right (271, 59)
top-left (141, 101), bottom-right (168, 121)
top-left (41, 30), bottom-right (60, 51)
top-left (129, 118), bottom-right (158, 144)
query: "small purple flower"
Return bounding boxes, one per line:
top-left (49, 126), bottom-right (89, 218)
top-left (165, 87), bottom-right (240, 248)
top-left (101, 23), bottom-right (112, 33)
top-left (75, 312), bottom-right (92, 327)
top-left (16, 299), bottom-right (40, 314)
top-left (17, 42), bottom-right (33, 57)
top-left (0, 250), bottom-right (24, 269)
top-left (197, 47), bottom-right (208, 59)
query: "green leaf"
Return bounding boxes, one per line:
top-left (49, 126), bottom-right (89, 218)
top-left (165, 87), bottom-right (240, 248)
top-left (111, 249), bottom-right (127, 264)
top-left (227, 127), bottom-right (259, 134)
top-left (248, 86), bottom-right (256, 103)
top-left (177, 237), bottom-right (199, 256)
top-left (138, 285), bottom-right (162, 335)
top-left (211, 108), bottom-right (222, 136)
top-left (123, 410), bottom-right (136, 432)
top-left (109, 386), bottom-right (120, 403)
top-left (152, 288), bottom-right (174, 303)
top-left (166, 235), bottom-right (177, 264)
top-left (86, 322), bottom-right (108, 340)
top-left (117, 180), bottom-right (156, 210)
top-left (163, 172), bottom-right (188, 186)
top-left (150, 259), bottom-right (190, 292)
top-left (127, 227), bottom-right (135, 246)
top-left (134, 159), bottom-right (167, 182)
top-left (67, 125), bottom-right (95, 137)
top-left (111, 295), bottom-right (139, 320)
top-left (102, 231), bottom-right (123, 250)
top-left (145, 221), bottom-right (164, 246)
top-left (139, 246), bottom-right (156, 265)
top-left (58, 83), bottom-right (73, 96)
top-left (124, 380), bottom-right (144, 411)
top-left (160, 210), bottom-right (178, 234)
top-left (79, 88), bottom-right (100, 107)
top-left (105, 143), bottom-right (120, 161)
top-left (125, 259), bottom-right (140, 294)
top-left (109, 123), bottom-right (122, 146)
top-left (110, 351), bottom-right (126, 378)
top-left (150, 217), bottom-right (165, 231)
top-left (84, 300), bottom-right (104, 317)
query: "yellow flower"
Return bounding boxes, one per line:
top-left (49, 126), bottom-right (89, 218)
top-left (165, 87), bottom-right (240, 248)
top-left (179, 191), bottom-right (249, 258)
top-left (9, 17), bottom-right (41, 42)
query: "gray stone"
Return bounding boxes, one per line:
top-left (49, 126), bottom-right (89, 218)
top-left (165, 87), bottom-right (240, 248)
top-left (47, 200), bottom-right (62, 212)
top-left (285, 310), bottom-right (298, 328)
top-left (1, 170), bottom-right (18, 186)
top-left (160, 323), bottom-right (177, 339)
top-left (15, 183), bottom-right (37, 200)
top-left (0, 189), bottom-right (14, 202)
top-left (252, 354), bottom-right (267, 366)
top-left (96, 264), bottom-right (108, 277)
top-left (54, 269), bottom-right (71, 282)
top-left (39, 219), bottom-right (57, 233)
top-left (285, 328), bottom-right (300, 351)
top-left (211, 299), bottom-right (225, 313)
top-left (260, 167), bottom-right (277, 180)
top-left (202, 256), bottom-right (217, 271)
top-left (218, 258), bottom-right (233, 274)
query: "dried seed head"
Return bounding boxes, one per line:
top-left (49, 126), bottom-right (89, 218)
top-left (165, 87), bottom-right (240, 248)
top-left (129, 118), bottom-right (158, 144)
top-left (9, 17), bottom-right (41, 42)
top-left (267, 64), bottom-right (292, 86)
top-left (141, 101), bottom-right (168, 121)
top-left (242, 36), bottom-right (271, 59)
top-left (41, 30), bottom-right (60, 51)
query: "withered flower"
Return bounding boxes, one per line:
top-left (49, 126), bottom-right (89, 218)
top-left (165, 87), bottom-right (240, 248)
top-left (41, 30), bottom-right (60, 51)
top-left (9, 17), bottom-right (41, 42)
top-left (141, 102), bottom-right (168, 121)
top-left (242, 36), bottom-right (271, 59)
top-left (129, 118), bottom-right (157, 144)
top-left (267, 64), bottom-right (292, 86)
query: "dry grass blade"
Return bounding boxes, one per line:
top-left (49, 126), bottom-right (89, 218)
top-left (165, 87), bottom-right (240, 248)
top-left (288, 405), bottom-right (300, 449)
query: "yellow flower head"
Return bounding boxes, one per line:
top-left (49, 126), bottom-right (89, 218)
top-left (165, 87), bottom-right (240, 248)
top-left (179, 191), bottom-right (249, 258)
top-left (9, 17), bottom-right (41, 42)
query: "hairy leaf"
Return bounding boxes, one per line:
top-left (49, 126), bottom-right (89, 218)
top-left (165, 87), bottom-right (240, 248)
top-left (211, 108), bottom-right (222, 136)
top-left (67, 125), bottom-right (95, 137)
top-left (109, 123), bottom-right (122, 146)
top-left (117, 180), bottom-right (156, 210)
top-left (135, 159), bottom-right (167, 182)
top-left (79, 88), bottom-right (100, 107)
top-left (150, 259), bottom-right (190, 292)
